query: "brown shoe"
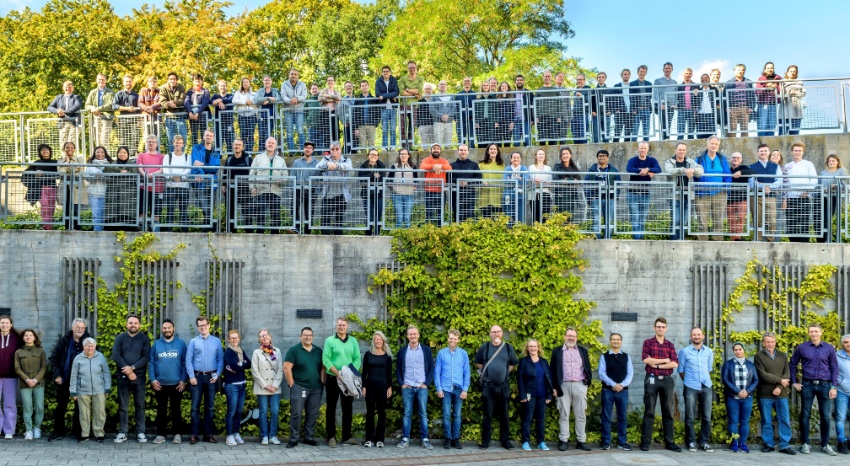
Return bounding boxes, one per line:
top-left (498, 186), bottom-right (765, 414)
top-left (189, 436), bottom-right (200, 445)
top-left (204, 435), bottom-right (218, 443)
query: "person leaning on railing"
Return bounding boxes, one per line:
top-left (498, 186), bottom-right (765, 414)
top-left (102, 146), bottom-right (137, 229)
top-left (357, 149), bottom-right (386, 235)
top-left (783, 141), bottom-right (818, 242)
top-left (158, 72), bottom-right (187, 153)
top-left (231, 78), bottom-right (258, 152)
top-left (781, 65), bottom-right (805, 136)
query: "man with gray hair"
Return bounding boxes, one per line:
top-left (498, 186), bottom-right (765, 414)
top-left (48, 318), bottom-right (90, 441)
top-left (753, 331), bottom-right (795, 455)
top-left (550, 327), bottom-right (592, 451)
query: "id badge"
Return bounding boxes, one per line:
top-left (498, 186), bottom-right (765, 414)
top-left (649, 375), bottom-right (655, 385)
top-left (302, 390), bottom-right (307, 398)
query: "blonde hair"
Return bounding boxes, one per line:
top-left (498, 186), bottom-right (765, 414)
top-left (521, 339), bottom-right (546, 358)
top-left (370, 331), bottom-right (393, 358)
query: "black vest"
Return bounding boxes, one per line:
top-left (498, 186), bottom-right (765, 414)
top-left (602, 351), bottom-right (629, 387)
top-left (749, 160), bottom-right (778, 184)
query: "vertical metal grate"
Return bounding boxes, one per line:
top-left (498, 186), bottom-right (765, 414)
top-left (835, 266), bottom-right (850, 334)
top-left (692, 263), bottom-right (728, 356)
top-left (62, 257), bottom-right (101, 337)
top-left (755, 264), bottom-right (808, 333)
top-left (375, 260), bottom-right (404, 323)
top-left (126, 259), bottom-right (178, 332)
top-left (205, 259), bottom-right (243, 337)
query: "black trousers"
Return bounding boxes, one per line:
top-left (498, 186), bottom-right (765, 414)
top-left (481, 386), bottom-right (510, 444)
top-left (155, 384), bottom-right (184, 435)
top-left (54, 381), bottom-right (82, 438)
top-left (325, 375), bottom-right (353, 441)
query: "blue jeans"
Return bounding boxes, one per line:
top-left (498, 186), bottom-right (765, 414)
top-left (224, 383), bottom-right (246, 436)
top-left (401, 387), bottom-right (429, 439)
top-left (677, 109), bottom-right (696, 139)
top-left (726, 396), bottom-right (753, 444)
top-left (512, 117), bottom-right (530, 146)
top-left (636, 109), bottom-right (651, 141)
top-left (800, 380), bottom-right (833, 446)
top-left (381, 107), bottom-right (397, 147)
top-left (592, 115), bottom-right (607, 143)
top-left (503, 193), bottom-right (524, 225)
top-left (835, 390), bottom-right (849, 442)
top-left (758, 104), bottom-right (777, 136)
top-left (257, 393), bottom-right (280, 439)
top-left (164, 117), bottom-right (187, 153)
top-left (683, 385), bottom-right (713, 446)
top-left (258, 115), bottom-right (274, 147)
top-left (189, 373), bottom-right (217, 436)
top-left (601, 388), bottom-right (628, 445)
top-left (589, 196), bottom-right (613, 238)
top-left (671, 197), bottom-right (689, 240)
top-left (759, 397), bottom-right (792, 449)
top-left (188, 113), bottom-right (208, 145)
top-left (393, 194), bottom-right (413, 228)
top-left (520, 395), bottom-right (547, 444)
top-left (441, 386), bottom-right (463, 440)
top-left (627, 191), bottom-right (650, 239)
top-left (89, 196), bottom-right (105, 231)
top-left (284, 111), bottom-right (305, 151)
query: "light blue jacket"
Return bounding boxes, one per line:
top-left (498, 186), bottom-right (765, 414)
top-left (837, 350), bottom-right (850, 395)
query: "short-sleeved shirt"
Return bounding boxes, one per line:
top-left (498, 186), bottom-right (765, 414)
top-left (284, 344), bottom-right (324, 389)
top-left (475, 342), bottom-right (518, 385)
top-left (642, 337), bottom-right (678, 376)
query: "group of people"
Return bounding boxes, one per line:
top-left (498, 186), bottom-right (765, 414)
top-left (43, 61), bottom-right (809, 156)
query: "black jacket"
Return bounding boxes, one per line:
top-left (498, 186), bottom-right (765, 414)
top-left (517, 356), bottom-right (555, 401)
top-left (49, 329), bottom-right (92, 380)
top-left (549, 344), bottom-right (592, 396)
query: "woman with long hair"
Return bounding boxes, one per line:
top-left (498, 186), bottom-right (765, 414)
top-left (58, 141), bottom-right (85, 229)
top-left (528, 149), bottom-right (552, 223)
top-left (478, 143), bottom-right (504, 218)
top-left (84, 146), bottom-right (112, 231)
top-left (818, 154), bottom-right (846, 242)
top-left (517, 339), bottom-right (555, 451)
top-left (389, 148), bottom-right (418, 228)
top-left (223, 329), bottom-right (251, 447)
top-left (251, 329), bottom-right (283, 445)
top-left (231, 78), bottom-right (257, 151)
top-left (357, 149), bottom-right (386, 235)
top-left (23, 144), bottom-right (59, 229)
top-left (551, 147), bottom-right (582, 222)
top-left (721, 343), bottom-right (758, 453)
top-left (0, 315), bottom-right (21, 439)
top-left (362, 331), bottom-right (393, 448)
top-left (14, 329), bottom-right (46, 440)
top-left (781, 65), bottom-right (805, 136)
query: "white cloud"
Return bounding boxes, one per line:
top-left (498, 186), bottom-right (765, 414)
top-left (693, 59), bottom-right (731, 81)
top-left (0, 0), bottom-right (40, 15)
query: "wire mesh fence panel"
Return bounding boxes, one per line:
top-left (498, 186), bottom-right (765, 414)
top-left (345, 102), bottom-right (386, 152)
top-left (231, 175), bottom-right (296, 231)
top-left (308, 176), bottom-right (370, 232)
top-left (472, 96), bottom-right (524, 147)
top-left (2, 169), bottom-right (66, 228)
top-left (764, 185), bottom-right (824, 240)
top-left (276, 106), bottom-right (310, 154)
top-left (409, 99), bottom-right (463, 149)
top-left (601, 93), bottom-right (641, 142)
top-left (546, 179), bottom-right (601, 234)
top-left (613, 181), bottom-right (675, 238)
top-left (75, 170), bottom-right (141, 230)
top-left (214, 108), bottom-right (238, 155)
top-left (0, 119), bottom-right (19, 163)
top-left (97, 114), bottom-right (147, 157)
top-left (687, 183), bottom-right (752, 239)
top-left (150, 173), bottom-right (216, 231)
top-left (781, 83), bottom-right (843, 133)
top-left (724, 87), bottom-right (759, 137)
top-left (382, 177), bottom-right (443, 229)
top-left (460, 178), bottom-right (521, 223)
top-left (662, 89), bottom-right (720, 140)
top-left (533, 94), bottom-right (587, 144)
top-left (158, 112), bottom-right (190, 152)
top-left (753, 84), bottom-right (781, 137)
top-left (25, 117), bottom-right (79, 161)
top-left (297, 106), bottom-right (333, 155)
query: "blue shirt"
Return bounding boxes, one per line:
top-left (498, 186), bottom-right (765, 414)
top-left (434, 346), bottom-right (471, 393)
top-left (597, 350), bottom-right (634, 388)
top-left (185, 334), bottom-right (224, 378)
top-left (677, 344), bottom-right (714, 390)
top-left (402, 343), bottom-right (426, 387)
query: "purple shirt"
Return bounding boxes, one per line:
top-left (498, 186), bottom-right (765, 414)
top-left (790, 340), bottom-right (839, 386)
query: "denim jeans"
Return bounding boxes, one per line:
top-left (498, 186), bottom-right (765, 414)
top-left (117, 376), bottom-right (146, 435)
top-left (627, 191), bottom-right (650, 239)
top-left (589, 196), bottom-right (613, 238)
top-left (636, 109), bottom-right (651, 141)
top-left (89, 196), bottom-right (105, 231)
top-left (224, 383), bottom-right (246, 436)
top-left (381, 107), bottom-right (397, 147)
top-left (401, 387), bottom-right (429, 439)
top-left (393, 194), bottom-right (413, 228)
top-left (601, 388), bottom-right (628, 445)
top-left (759, 397), bottom-right (792, 449)
top-left (671, 197), bottom-right (689, 240)
top-left (441, 386), bottom-right (463, 440)
top-left (520, 395), bottom-right (547, 444)
top-left (187, 113), bottom-right (208, 145)
top-left (503, 193), bottom-right (524, 225)
top-left (284, 111), bottom-right (305, 151)
top-left (164, 117), bottom-right (187, 153)
top-left (835, 390), bottom-right (849, 442)
top-left (683, 385), bottom-right (712, 446)
top-left (800, 380), bottom-right (833, 446)
top-left (726, 396), bottom-right (753, 444)
top-left (757, 104), bottom-right (777, 137)
top-left (512, 118), bottom-right (530, 146)
top-left (257, 393), bottom-right (280, 439)
top-left (189, 373), bottom-right (217, 436)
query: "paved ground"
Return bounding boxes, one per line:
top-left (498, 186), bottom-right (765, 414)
top-left (1, 437), bottom-right (848, 466)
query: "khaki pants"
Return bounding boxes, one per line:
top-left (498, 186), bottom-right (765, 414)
top-left (357, 125), bottom-right (376, 149)
top-left (59, 122), bottom-right (77, 149)
top-left (93, 118), bottom-right (113, 148)
top-left (694, 192), bottom-right (727, 241)
top-left (753, 194), bottom-right (776, 241)
top-left (433, 122), bottom-right (454, 146)
top-left (557, 381), bottom-right (587, 442)
top-left (728, 107), bottom-right (750, 137)
top-left (418, 124), bottom-right (434, 147)
top-left (78, 393), bottom-right (106, 438)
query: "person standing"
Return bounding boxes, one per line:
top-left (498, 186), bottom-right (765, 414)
top-left (753, 332), bottom-right (795, 455)
top-left (550, 327), bottom-right (592, 451)
top-left (678, 327), bottom-right (714, 452)
top-left (112, 314), bottom-right (151, 443)
top-left (48, 318), bottom-right (90, 441)
top-left (435, 329), bottom-right (470, 449)
top-left (186, 316), bottom-right (224, 444)
top-left (14, 329), bottom-right (46, 440)
top-left (475, 325), bottom-right (519, 450)
top-left (0, 315), bottom-right (21, 440)
top-left (361, 331), bottom-right (392, 448)
top-left (790, 324), bottom-right (839, 455)
top-left (252, 329), bottom-right (283, 446)
top-left (149, 319), bottom-right (187, 445)
top-left (721, 342), bottom-right (758, 453)
top-left (223, 329), bottom-right (250, 447)
top-left (396, 325), bottom-right (434, 450)
top-left (69, 338), bottom-right (111, 442)
top-left (834, 334), bottom-right (850, 454)
top-left (284, 327), bottom-right (325, 448)
top-left (640, 317), bottom-right (681, 452)
top-left (322, 317), bottom-right (362, 447)
top-left (517, 339), bottom-right (555, 451)
top-left (598, 333), bottom-right (633, 450)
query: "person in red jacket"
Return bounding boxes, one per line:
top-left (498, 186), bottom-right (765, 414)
top-left (419, 144), bottom-right (452, 224)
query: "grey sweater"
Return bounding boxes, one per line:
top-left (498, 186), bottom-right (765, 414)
top-left (70, 352), bottom-right (112, 396)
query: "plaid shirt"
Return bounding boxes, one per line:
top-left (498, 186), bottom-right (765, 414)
top-left (642, 337), bottom-right (678, 376)
top-left (733, 359), bottom-right (748, 392)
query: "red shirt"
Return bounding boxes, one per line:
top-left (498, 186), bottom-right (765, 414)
top-left (642, 337), bottom-right (678, 376)
top-left (419, 156), bottom-right (452, 193)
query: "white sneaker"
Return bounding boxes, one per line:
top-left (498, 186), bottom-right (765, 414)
top-left (364, 441), bottom-right (373, 448)
top-left (226, 435), bottom-right (237, 446)
top-left (33, 428), bottom-right (41, 439)
top-left (153, 435), bottom-right (166, 444)
top-left (270, 436), bottom-right (281, 445)
top-left (137, 433), bottom-right (147, 443)
top-left (114, 433), bottom-right (127, 443)
top-left (376, 441), bottom-right (384, 448)
top-left (24, 431), bottom-right (33, 440)
top-left (261, 436), bottom-right (269, 445)
top-left (234, 433), bottom-right (244, 445)
top-left (173, 434), bottom-right (182, 444)
top-left (4, 434), bottom-right (12, 440)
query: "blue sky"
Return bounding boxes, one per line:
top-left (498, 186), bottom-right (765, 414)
top-left (1, 0), bottom-right (846, 80)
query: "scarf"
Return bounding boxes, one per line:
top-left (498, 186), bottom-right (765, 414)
top-left (228, 343), bottom-right (244, 364)
top-left (261, 343), bottom-right (276, 361)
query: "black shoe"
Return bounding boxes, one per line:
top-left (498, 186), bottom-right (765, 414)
top-left (303, 439), bottom-right (319, 446)
top-left (95, 437), bottom-right (105, 443)
top-left (600, 443), bottom-right (611, 450)
top-left (761, 445), bottom-right (775, 453)
top-left (286, 441), bottom-right (298, 449)
top-left (665, 443), bottom-right (682, 452)
top-left (479, 442), bottom-right (489, 450)
top-left (453, 439), bottom-right (462, 449)
top-left (640, 440), bottom-right (650, 451)
top-left (838, 441), bottom-right (849, 454)
top-left (559, 440), bottom-right (569, 451)
top-left (443, 438), bottom-right (451, 449)
top-left (48, 434), bottom-right (62, 442)
top-left (576, 442), bottom-right (591, 451)
top-left (503, 441), bottom-right (515, 450)
top-left (78, 437), bottom-right (89, 443)
top-left (778, 447), bottom-right (797, 455)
